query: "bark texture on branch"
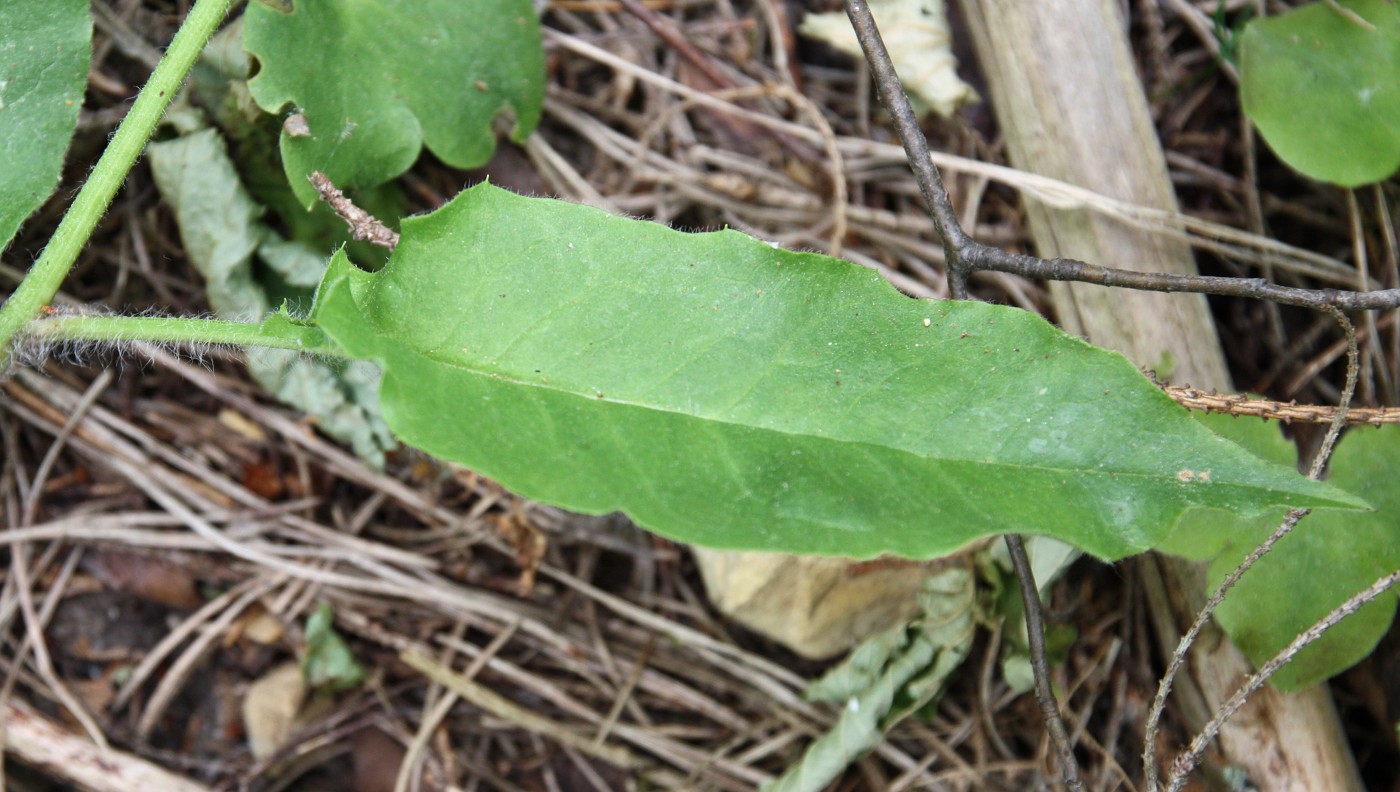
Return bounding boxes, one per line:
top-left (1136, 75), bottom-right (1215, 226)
top-left (956, 0), bottom-right (1362, 789)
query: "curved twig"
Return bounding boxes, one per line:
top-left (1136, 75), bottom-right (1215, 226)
top-left (1144, 309), bottom-right (1358, 791)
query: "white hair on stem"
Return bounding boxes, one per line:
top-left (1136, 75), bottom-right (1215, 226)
top-left (4, 304), bottom-right (269, 376)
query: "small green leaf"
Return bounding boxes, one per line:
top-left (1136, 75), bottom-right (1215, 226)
top-left (243, 0), bottom-right (544, 207)
top-left (188, 18), bottom-right (402, 272)
top-left (1240, 0), bottom-right (1400, 186)
top-left (302, 603), bottom-right (365, 692)
top-left (308, 184), bottom-right (1364, 561)
top-left (1165, 416), bottom-right (1399, 691)
top-left (0, 0), bottom-right (89, 250)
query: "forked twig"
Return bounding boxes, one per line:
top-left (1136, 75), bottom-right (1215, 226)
top-left (840, 2), bottom-right (1399, 790)
top-left (841, 2), bottom-right (1084, 787)
top-left (1167, 567), bottom-right (1400, 792)
top-left (844, 0), bottom-right (1400, 312)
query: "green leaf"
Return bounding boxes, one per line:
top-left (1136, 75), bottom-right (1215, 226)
top-left (307, 184), bottom-right (1365, 561)
top-left (149, 127), bottom-right (396, 467)
top-left (1240, 0), bottom-right (1400, 187)
top-left (0, 0), bottom-right (89, 250)
top-left (189, 18), bottom-right (403, 272)
top-left (1156, 414), bottom-right (1299, 562)
top-left (302, 603), bottom-right (365, 692)
top-left (764, 569), bottom-right (974, 792)
top-left (1164, 416), bottom-right (1399, 691)
top-left (243, 0), bottom-right (544, 207)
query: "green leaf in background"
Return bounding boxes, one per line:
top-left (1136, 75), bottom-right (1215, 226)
top-left (189, 18), bottom-right (402, 272)
top-left (1240, 0), bottom-right (1400, 187)
top-left (308, 183), bottom-right (1365, 561)
top-left (762, 569), bottom-right (974, 792)
top-left (149, 127), bottom-right (396, 467)
top-left (1163, 416), bottom-right (1399, 691)
top-left (243, 0), bottom-right (544, 207)
top-left (302, 603), bottom-right (365, 692)
top-left (0, 0), bottom-right (89, 250)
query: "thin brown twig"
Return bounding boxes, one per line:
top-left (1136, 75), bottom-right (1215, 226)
top-left (1002, 535), bottom-right (1085, 792)
top-left (1145, 309), bottom-right (1359, 792)
top-left (20, 370), bottom-right (112, 525)
top-left (401, 649), bottom-right (642, 770)
top-left (615, 0), bottom-right (829, 183)
top-left (841, 2), bottom-right (1083, 787)
top-left (308, 172), bottom-right (400, 251)
top-left (617, 0), bottom-right (733, 92)
top-left (1161, 385), bottom-right (1400, 425)
top-left (1167, 567), bottom-right (1400, 792)
top-left (9, 543), bottom-right (108, 752)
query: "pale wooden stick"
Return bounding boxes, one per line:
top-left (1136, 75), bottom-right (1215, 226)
top-left (3, 701), bottom-right (213, 792)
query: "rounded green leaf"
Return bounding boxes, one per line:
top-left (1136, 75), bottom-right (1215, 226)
top-left (243, 0), bottom-right (543, 206)
top-left (309, 184), bottom-right (1364, 562)
top-left (1166, 416), bottom-right (1398, 691)
top-left (1240, 0), bottom-right (1400, 187)
top-left (0, 0), bottom-right (89, 250)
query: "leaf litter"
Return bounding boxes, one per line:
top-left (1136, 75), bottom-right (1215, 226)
top-left (1, 1), bottom-right (1397, 790)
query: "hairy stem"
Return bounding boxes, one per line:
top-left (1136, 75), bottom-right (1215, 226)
top-left (21, 314), bottom-right (341, 357)
top-left (0, 0), bottom-right (234, 371)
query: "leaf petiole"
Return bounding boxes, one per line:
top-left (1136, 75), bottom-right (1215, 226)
top-left (21, 313), bottom-right (345, 359)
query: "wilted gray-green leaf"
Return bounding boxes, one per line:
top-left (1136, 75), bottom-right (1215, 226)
top-left (309, 184), bottom-right (1364, 561)
top-left (764, 569), bottom-right (974, 792)
top-left (0, 0), bottom-right (89, 250)
top-left (149, 128), bottom-right (395, 466)
top-left (302, 603), bottom-right (365, 692)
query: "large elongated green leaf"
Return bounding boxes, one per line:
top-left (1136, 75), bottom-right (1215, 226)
top-left (243, 0), bottom-right (543, 207)
top-left (1163, 417), bottom-right (1399, 691)
top-left (0, 0), bottom-right (89, 250)
top-left (308, 184), bottom-right (1363, 561)
top-left (1241, 0), bottom-right (1400, 186)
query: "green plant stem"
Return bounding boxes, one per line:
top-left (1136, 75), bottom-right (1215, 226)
top-left (23, 314), bottom-right (343, 357)
top-left (0, 0), bottom-right (233, 370)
